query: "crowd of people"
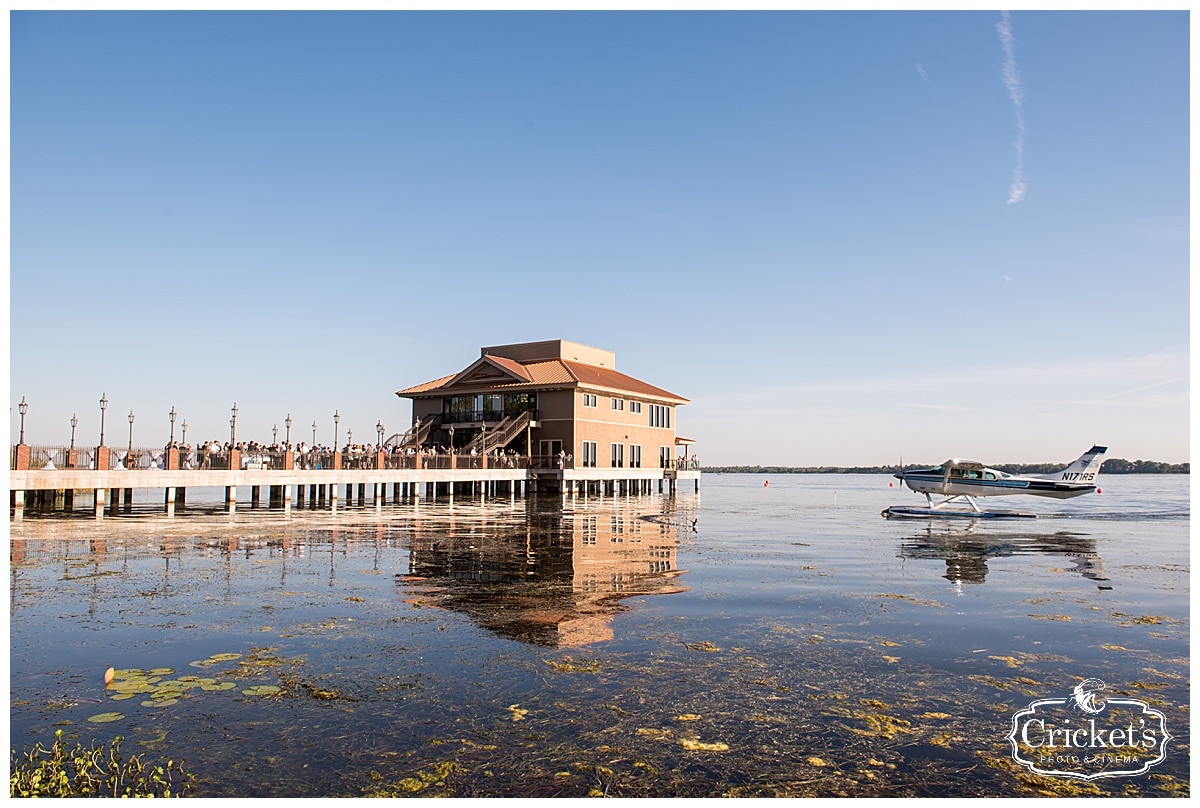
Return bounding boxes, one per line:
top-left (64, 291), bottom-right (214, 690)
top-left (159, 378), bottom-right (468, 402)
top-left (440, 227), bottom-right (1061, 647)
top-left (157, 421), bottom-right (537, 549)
top-left (151, 440), bottom-right (530, 470)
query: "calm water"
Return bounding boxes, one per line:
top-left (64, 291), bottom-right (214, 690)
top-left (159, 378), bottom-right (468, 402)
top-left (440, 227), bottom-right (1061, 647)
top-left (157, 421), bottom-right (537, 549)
top-left (8, 474), bottom-right (1189, 797)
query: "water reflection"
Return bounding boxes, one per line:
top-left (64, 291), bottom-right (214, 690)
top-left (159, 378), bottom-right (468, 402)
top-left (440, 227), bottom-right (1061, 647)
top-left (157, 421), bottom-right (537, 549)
top-left (9, 495), bottom-right (690, 649)
top-left (899, 526), bottom-right (1109, 585)
top-left (402, 503), bottom-right (687, 647)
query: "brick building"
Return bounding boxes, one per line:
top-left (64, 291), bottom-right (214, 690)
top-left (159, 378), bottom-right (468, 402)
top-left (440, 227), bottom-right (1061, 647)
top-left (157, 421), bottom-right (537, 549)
top-left (395, 340), bottom-right (689, 469)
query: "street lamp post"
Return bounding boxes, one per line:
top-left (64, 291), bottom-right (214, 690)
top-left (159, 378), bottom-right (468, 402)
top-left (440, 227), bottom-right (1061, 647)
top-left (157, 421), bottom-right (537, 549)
top-left (99, 393), bottom-right (108, 446)
top-left (272, 424), bottom-right (278, 445)
top-left (127, 410), bottom-right (135, 454)
top-left (181, 420), bottom-right (187, 444)
top-left (18, 396), bottom-right (28, 444)
top-left (312, 420), bottom-right (317, 446)
top-left (70, 414), bottom-right (78, 450)
top-left (448, 425), bottom-right (455, 453)
top-left (285, 414), bottom-right (292, 446)
top-left (376, 420), bottom-right (384, 449)
top-left (333, 410), bottom-right (340, 449)
top-left (230, 403), bottom-right (238, 446)
top-left (169, 406), bottom-right (177, 447)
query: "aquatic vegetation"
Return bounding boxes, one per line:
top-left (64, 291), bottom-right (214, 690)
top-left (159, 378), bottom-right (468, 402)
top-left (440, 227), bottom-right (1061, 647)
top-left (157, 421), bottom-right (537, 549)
top-left (9, 731), bottom-right (193, 797)
top-left (241, 685), bottom-right (282, 697)
top-left (87, 712), bottom-right (125, 724)
top-left (105, 665), bottom-right (242, 710)
top-left (679, 738), bottom-right (729, 752)
top-left (543, 657), bottom-right (603, 673)
top-left (364, 761), bottom-right (463, 796)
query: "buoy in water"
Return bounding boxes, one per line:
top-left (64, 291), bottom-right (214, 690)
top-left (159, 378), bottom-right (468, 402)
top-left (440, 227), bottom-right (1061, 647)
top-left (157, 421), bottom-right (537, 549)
top-left (763, 480), bottom-right (769, 487)
top-left (104, 666), bottom-right (115, 685)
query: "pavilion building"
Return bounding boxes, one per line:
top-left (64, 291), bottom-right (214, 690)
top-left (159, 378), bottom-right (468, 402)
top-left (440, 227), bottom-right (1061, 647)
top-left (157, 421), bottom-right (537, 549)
top-left (395, 339), bottom-right (692, 473)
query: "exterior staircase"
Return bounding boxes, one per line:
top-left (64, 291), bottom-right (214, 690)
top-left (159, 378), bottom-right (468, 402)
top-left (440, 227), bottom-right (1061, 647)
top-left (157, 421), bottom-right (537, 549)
top-left (463, 411), bottom-right (532, 455)
top-left (386, 415), bottom-right (437, 449)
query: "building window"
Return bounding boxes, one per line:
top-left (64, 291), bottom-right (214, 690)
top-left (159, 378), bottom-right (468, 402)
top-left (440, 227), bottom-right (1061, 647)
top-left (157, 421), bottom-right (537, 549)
top-left (611, 398), bottom-right (624, 411)
top-left (649, 404), bottom-right (671, 428)
top-left (582, 441), bottom-right (598, 468)
top-left (629, 444), bottom-right (642, 468)
top-left (629, 401), bottom-right (642, 414)
top-left (610, 443), bottom-right (624, 468)
top-left (582, 393), bottom-right (597, 407)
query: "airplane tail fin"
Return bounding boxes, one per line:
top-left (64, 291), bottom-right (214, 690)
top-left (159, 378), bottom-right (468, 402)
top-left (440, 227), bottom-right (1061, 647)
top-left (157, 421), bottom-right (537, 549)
top-left (1040, 445), bottom-right (1107, 482)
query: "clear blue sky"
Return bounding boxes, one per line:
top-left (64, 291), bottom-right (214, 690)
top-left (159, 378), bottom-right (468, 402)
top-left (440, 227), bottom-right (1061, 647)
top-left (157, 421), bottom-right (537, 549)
top-left (9, 10), bottom-right (1190, 466)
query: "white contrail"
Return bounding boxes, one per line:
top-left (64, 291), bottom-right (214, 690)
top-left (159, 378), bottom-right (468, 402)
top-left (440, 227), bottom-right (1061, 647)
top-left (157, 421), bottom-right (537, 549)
top-left (997, 11), bottom-right (1026, 204)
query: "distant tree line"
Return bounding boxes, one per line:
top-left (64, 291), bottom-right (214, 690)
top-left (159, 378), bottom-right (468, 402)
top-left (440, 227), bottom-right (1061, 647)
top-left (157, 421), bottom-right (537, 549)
top-left (702, 459), bottom-right (1188, 475)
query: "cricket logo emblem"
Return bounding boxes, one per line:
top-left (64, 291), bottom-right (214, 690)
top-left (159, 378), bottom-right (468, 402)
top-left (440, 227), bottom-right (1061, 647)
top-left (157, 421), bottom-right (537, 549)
top-left (1008, 678), bottom-right (1172, 780)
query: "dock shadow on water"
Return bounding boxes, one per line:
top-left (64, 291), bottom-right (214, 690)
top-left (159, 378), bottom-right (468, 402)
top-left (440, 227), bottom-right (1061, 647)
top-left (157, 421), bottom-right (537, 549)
top-left (9, 475), bottom-right (1189, 796)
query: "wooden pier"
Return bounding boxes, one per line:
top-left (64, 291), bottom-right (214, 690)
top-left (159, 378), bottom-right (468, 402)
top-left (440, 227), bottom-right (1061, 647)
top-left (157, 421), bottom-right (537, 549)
top-left (9, 465), bottom-right (701, 519)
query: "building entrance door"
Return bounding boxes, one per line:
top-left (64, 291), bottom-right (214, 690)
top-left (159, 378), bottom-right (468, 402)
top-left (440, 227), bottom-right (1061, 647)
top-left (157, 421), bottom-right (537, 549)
top-left (539, 440), bottom-right (563, 466)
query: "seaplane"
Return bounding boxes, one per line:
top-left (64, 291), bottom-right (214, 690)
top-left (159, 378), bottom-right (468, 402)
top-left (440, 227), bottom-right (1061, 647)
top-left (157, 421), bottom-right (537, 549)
top-left (882, 445), bottom-right (1107, 520)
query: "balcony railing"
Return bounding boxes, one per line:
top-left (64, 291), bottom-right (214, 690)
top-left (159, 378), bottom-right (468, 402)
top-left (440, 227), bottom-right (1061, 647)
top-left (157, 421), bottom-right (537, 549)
top-left (440, 408), bottom-right (538, 426)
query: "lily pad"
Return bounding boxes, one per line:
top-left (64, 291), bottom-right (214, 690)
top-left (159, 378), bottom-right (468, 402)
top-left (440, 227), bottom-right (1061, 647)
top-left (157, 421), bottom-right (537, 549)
top-left (141, 698), bottom-right (178, 708)
top-left (108, 693), bottom-right (137, 701)
top-left (242, 685), bottom-right (282, 697)
top-left (201, 682), bottom-right (237, 692)
top-left (208, 653), bottom-right (243, 662)
top-left (87, 711), bottom-right (125, 723)
top-left (147, 667), bottom-right (175, 676)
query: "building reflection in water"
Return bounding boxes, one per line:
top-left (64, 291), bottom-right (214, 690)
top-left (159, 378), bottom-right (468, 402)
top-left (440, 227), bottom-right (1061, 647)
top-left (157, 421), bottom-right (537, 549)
top-left (8, 497), bottom-right (693, 648)
top-left (899, 526), bottom-right (1109, 587)
top-left (401, 501), bottom-right (688, 647)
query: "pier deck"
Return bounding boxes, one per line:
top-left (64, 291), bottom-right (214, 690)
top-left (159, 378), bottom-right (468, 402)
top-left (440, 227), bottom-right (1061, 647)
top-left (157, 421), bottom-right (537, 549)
top-left (9, 466), bottom-right (701, 518)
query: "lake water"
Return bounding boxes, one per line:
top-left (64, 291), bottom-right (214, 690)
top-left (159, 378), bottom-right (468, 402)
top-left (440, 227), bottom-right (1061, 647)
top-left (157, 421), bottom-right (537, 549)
top-left (8, 474), bottom-right (1189, 797)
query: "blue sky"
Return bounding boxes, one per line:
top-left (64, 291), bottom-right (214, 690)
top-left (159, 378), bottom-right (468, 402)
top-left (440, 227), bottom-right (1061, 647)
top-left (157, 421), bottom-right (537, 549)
top-left (9, 10), bottom-right (1190, 465)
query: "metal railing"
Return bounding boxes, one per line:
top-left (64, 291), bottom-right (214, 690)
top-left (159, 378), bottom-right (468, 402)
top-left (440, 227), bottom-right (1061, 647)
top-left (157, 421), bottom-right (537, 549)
top-left (529, 454), bottom-right (576, 470)
top-left (10, 446), bottom-right (608, 475)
